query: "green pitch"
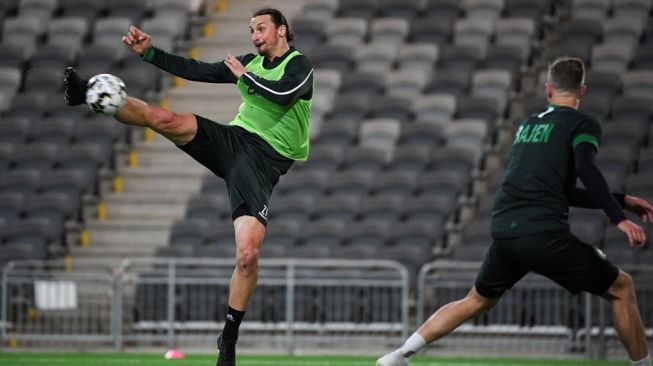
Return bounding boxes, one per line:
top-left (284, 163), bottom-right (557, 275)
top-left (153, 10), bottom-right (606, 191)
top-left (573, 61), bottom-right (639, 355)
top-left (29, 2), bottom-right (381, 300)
top-left (0, 353), bottom-right (626, 366)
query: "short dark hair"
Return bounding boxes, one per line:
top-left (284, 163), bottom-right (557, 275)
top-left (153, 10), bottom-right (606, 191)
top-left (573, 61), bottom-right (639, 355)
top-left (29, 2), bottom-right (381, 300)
top-left (252, 8), bottom-right (295, 41)
top-left (547, 56), bottom-right (585, 93)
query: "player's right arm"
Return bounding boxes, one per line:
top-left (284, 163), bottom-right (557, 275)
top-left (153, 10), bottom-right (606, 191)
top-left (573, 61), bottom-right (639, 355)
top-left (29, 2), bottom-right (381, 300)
top-left (122, 26), bottom-right (252, 83)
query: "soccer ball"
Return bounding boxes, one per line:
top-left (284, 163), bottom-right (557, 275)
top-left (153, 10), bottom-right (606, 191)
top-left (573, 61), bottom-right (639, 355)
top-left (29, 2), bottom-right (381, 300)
top-left (85, 74), bottom-right (127, 116)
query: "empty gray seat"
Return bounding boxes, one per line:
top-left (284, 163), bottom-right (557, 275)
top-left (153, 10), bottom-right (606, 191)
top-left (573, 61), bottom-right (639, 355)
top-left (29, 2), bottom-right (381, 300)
top-left (337, 0), bottom-right (378, 19)
top-left (326, 17), bottom-right (367, 47)
top-left (369, 18), bottom-right (409, 46)
top-left (358, 194), bottom-right (405, 223)
top-left (18, 0), bottom-right (57, 19)
top-left (92, 17), bottom-right (132, 46)
top-left (572, 0), bottom-right (611, 22)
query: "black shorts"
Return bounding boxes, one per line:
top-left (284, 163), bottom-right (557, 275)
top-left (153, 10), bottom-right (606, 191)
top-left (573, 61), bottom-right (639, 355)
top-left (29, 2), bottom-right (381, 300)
top-left (475, 230), bottom-right (619, 299)
top-left (177, 115), bottom-right (293, 226)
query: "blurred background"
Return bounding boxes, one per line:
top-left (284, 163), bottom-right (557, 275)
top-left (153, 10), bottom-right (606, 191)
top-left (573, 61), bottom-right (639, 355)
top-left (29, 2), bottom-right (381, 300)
top-left (0, 0), bottom-right (651, 361)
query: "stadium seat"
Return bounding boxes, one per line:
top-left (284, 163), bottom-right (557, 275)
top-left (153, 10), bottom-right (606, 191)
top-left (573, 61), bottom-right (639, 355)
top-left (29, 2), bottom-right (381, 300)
top-left (369, 18), bottom-right (409, 46)
top-left (404, 193), bottom-right (455, 225)
top-left (312, 194), bottom-right (361, 223)
top-left (463, 0), bottom-right (505, 20)
top-left (413, 93), bottom-right (456, 127)
top-left (168, 219), bottom-right (212, 249)
top-left (0, 168), bottom-right (42, 197)
top-left (341, 71), bottom-right (386, 97)
top-left (23, 68), bottom-right (64, 92)
top-left (385, 144), bottom-right (432, 173)
top-left (371, 170), bottom-right (419, 197)
top-left (571, 0), bottom-right (611, 22)
top-left (399, 122), bottom-right (444, 148)
top-left (425, 69), bottom-right (471, 97)
top-left (359, 118), bottom-right (401, 155)
top-left (269, 194), bottom-right (314, 222)
top-left (369, 95), bottom-right (414, 121)
top-left (342, 220), bottom-right (390, 248)
top-left (358, 194), bottom-right (404, 223)
top-left (612, 0), bottom-right (652, 22)
top-left (314, 117), bottom-right (359, 147)
top-left (453, 18), bottom-right (494, 58)
top-left (408, 18), bottom-right (454, 47)
top-left (185, 194), bottom-right (228, 222)
top-left (396, 43), bottom-right (439, 74)
top-left (106, 0), bottom-right (149, 24)
top-left (378, 0), bottom-right (421, 19)
top-left (18, 0), bottom-right (57, 18)
top-left (326, 17), bottom-right (368, 47)
top-left (423, 0), bottom-right (461, 20)
top-left (297, 220), bottom-right (346, 250)
top-left (0, 190), bottom-right (25, 225)
top-left (275, 170), bottom-right (329, 197)
top-left (294, 143), bottom-right (344, 172)
top-left (337, 0), bottom-right (378, 19)
top-left (354, 43), bottom-right (398, 75)
top-left (11, 142), bottom-right (59, 173)
top-left (300, 0), bottom-right (338, 22)
top-left (340, 146), bottom-right (386, 172)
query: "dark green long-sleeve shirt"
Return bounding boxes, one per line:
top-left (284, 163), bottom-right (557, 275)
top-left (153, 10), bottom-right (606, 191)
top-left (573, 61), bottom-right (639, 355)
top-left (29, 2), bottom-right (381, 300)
top-left (141, 46), bottom-right (313, 105)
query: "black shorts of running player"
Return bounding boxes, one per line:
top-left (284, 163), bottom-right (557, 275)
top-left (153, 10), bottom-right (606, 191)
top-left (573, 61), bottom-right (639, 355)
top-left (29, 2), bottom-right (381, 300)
top-left (475, 230), bottom-right (620, 299)
top-left (177, 115), bottom-right (293, 226)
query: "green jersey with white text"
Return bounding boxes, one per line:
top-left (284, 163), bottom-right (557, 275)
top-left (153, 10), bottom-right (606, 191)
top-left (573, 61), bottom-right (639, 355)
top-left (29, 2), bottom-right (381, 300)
top-left (491, 104), bottom-right (602, 239)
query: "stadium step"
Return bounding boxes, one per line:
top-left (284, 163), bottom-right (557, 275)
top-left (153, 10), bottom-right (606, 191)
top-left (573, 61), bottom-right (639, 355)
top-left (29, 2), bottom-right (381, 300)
top-left (132, 142), bottom-right (200, 167)
top-left (118, 166), bottom-right (205, 193)
top-left (102, 192), bottom-right (193, 221)
top-left (85, 219), bottom-right (173, 243)
top-left (71, 243), bottom-right (168, 259)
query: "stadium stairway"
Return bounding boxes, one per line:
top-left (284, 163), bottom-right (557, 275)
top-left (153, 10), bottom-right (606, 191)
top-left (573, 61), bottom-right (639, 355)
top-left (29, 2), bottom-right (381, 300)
top-left (70, 0), bottom-right (312, 267)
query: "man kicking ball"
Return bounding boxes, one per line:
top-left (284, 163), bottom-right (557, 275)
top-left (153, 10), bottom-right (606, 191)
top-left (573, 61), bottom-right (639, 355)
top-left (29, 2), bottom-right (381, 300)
top-left (64, 8), bottom-right (313, 366)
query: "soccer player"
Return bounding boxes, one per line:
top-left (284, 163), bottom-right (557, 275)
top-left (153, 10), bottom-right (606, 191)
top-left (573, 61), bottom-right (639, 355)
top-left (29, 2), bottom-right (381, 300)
top-left (64, 8), bottom-right (312, 366)
top-left (376, 56), bottom-right (653, 366)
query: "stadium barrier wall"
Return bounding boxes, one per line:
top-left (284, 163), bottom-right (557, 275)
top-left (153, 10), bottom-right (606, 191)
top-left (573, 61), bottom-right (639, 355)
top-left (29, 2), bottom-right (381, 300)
top-left (417, 260), bottom-right (653, 360)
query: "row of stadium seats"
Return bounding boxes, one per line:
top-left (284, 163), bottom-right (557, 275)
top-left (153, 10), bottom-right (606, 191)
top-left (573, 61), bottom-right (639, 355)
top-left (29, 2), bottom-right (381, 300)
top-left (0, 0), bottom-right (203, 266)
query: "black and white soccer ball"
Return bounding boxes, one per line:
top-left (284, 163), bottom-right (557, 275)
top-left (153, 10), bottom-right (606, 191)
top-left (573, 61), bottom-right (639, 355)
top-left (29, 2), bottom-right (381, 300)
top-left (86, 74), bottom-right (127, 116)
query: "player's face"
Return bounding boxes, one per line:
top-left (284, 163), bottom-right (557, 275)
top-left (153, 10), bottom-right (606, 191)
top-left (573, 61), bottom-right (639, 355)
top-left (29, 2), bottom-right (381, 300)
top-left (250, 15), bottom-right (284, 56)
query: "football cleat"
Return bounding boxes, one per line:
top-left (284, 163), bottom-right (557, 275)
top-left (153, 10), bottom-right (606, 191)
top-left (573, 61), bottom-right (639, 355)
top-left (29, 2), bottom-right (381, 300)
top-left (216, 332), bottom-right (236, 366)
top-left (63, 67), bottom-right (87, 106)
top-left (376, 350), bottom-right (410, 366)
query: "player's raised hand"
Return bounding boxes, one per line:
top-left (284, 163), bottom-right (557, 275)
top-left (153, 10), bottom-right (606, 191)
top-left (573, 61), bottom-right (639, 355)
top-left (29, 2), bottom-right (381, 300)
top-left (624, 195), bottom-right (653, 223)
top-left (224, 53), bottom-right (247, 78)
top-left (122, 26), bottom-right (151, 55)
top-left (617, 220), bottom-right (647, 248)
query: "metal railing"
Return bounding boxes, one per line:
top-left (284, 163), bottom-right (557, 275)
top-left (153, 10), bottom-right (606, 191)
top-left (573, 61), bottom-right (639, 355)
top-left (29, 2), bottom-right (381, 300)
top-left (1, 258), bottom-right (410, 353)
top-left (1, 260), bottom-right (115, 347)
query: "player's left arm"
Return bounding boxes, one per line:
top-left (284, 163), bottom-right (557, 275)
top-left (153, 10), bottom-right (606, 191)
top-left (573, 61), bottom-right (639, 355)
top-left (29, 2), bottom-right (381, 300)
top-left (225, 54), bottom-right (313, 105)
top-left (572, 143), bottom-right (627, 225)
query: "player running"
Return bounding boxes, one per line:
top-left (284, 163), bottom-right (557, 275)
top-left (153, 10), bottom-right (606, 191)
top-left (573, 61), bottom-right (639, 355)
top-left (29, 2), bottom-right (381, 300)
top-left (377, 56), bottom-right (653, 366)
top-left (64, 8), bottom-right (312, 366)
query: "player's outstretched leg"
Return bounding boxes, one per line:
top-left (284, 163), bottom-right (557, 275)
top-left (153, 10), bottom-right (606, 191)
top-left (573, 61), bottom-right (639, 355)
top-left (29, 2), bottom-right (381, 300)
top-left (604, 271), bottom-right (650, 365)
top-left (377, 287), bottom-right (499, 366)
top-left (63, 67), bottom-right (197, 146)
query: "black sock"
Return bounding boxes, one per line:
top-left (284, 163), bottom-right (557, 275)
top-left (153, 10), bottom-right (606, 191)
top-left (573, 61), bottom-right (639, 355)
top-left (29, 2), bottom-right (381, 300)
top-left (222, 306), bottom-right (245, 342)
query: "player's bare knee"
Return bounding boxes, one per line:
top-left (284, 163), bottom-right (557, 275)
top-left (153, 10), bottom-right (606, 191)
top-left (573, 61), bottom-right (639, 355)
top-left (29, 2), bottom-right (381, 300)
top-left (236, 247), bottom-right (259, 277)
top-left (467, 289), bottom-right (497, 317)
top-left (607, 271), bottom-right (636, 301)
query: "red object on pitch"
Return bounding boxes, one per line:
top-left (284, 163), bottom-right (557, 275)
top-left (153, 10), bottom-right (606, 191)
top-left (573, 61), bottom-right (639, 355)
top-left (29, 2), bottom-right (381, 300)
top-left (164, 349), bottom-right (185, 360)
